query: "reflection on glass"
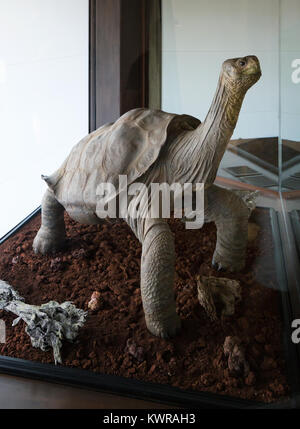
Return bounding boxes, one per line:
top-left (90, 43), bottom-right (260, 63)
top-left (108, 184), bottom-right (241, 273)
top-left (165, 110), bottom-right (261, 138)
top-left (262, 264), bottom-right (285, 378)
top-left (162, 0), bottom-right (280, 190)
top-left (280, 0), bottom-right (300, 193)
top-left (161, 0), bottom-right (300, 405)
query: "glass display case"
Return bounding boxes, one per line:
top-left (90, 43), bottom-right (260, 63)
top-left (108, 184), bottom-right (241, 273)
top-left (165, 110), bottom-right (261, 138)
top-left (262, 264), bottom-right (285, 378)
top-left (0, 0), bottom-right (299, 409)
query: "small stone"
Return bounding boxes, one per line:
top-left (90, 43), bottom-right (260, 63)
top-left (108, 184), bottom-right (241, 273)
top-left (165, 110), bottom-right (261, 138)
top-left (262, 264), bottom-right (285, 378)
top-left (36, 275), bottom-right (45, 284)
top-left (269, 381), bottom-right (285, 395)
top-left (122, 356), bottom-right (131, 368)
top-left (237, 317), bottom-right (249, 331)
top-left (148, 364), bottom-right (156, 374)
top-left (264, 344), bottom-right (273, 355)
top-left (21, 242), bottom-right (30, 251)
top-left (72, 248), bottom-right (87, 259)
top-left (82, 359), bottom-right (91, 369)
top-left (216, 382), bottom-right (224, 391)
top-left (50, 257), bottom-right (64, 272)
top-left (255, 334), bottom-right (265, 344)
top-left (250, 344), bottom-right (261, 358)
top-left (260, 356), bottom-right (277, 371)
top-left (200, 373), bottom-right (214, 386)
top-left (11, 256), bottom-right (19, 265)
top-left (213, 354), bottom-right (224, 369)
top-left (224, 336), bottom-right (250, 377)
top-left (125, 338), bottom-right (145, 362)
top-left (245, 371), bottom-right (256, 386)
top-left (137, 361), bottom-right (147, 374)
top-left (88, 291), bottom-right (101, 312)
top-left (198, 337), bottom-right (206, 348)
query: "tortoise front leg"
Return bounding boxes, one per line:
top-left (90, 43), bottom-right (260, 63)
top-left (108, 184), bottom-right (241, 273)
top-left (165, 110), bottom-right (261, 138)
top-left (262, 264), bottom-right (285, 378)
top-left (205, 185), bottom-right (249, 272)
top-left (129, 216), bottom-right (181, 338)
top-left (33, 189), bottom-right (66, 255)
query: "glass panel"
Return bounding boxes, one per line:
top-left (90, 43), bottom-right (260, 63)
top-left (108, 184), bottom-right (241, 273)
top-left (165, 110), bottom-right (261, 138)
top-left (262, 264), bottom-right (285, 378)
top-left (162, 0), bottom-right (280, 190)
top-left (162, 0), bottom-right (295, 405)
top-left (279, 0), bottom-right (300, 335)
top-left (0, 0), bottom-right (89, 238)
top-left (280, 0), bottom-right (300, 194)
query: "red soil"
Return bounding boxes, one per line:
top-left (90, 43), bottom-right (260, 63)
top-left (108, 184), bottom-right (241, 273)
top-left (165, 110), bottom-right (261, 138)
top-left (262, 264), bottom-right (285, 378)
top-left (0, 208), bottom-right (289, 403)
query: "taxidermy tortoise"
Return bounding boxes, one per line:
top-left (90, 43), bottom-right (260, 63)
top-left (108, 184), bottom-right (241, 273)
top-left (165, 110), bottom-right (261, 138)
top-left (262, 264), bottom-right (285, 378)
top-left (33, 56), bottom-right (261, 338)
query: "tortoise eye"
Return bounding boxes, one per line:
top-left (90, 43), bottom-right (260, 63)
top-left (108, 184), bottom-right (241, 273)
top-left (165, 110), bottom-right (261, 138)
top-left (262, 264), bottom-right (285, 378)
top-left (239, 60), bottom-right (246, 67)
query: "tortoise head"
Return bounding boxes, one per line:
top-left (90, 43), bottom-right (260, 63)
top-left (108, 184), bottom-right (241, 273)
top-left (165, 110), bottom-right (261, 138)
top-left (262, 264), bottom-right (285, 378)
top-left (221, 55), bottom-right (261, 93)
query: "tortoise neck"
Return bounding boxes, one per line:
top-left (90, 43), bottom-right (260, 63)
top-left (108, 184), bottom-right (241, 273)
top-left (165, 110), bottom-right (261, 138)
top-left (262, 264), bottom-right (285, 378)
top-left (196, 75), bottom-right (246, 168)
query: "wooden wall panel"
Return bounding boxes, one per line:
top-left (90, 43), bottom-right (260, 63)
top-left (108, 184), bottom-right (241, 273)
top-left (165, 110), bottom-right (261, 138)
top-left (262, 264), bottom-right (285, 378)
top-left (89, 0), bottom-right (161, 131)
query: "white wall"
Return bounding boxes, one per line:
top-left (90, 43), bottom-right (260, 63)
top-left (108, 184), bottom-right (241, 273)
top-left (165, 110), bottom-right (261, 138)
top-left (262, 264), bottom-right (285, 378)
top-left (280, 0), bottom-right (300, 142)
top-left (162, 0), bottom-right (280, 139)
top-left (0, 0), bottom-right (89, 238)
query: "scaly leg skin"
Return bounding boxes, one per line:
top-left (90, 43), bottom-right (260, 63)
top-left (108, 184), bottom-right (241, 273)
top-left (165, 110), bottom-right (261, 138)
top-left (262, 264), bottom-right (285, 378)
top-left (128, 215), bottom-right (181, 338)
top-left (205, 185), bottom-right (249, 272)
top-left (33, 189), bottom-right (66, 255)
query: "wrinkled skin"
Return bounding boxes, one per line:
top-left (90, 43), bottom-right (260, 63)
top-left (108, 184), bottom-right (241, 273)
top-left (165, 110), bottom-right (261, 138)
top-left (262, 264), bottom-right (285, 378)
top-left (33, 56), bottom-right (261, 338)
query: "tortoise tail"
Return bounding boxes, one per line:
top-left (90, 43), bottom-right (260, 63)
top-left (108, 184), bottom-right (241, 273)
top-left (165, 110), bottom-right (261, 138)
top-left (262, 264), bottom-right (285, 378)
top-left (41, 172), bottom-right (60, 190)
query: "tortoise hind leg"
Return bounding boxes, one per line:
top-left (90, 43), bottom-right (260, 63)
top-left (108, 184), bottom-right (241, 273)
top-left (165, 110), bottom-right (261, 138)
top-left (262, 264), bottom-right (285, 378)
top-left (129, 216), bottom-right (181, 338)
top-left (33, 189), bottom-right (66, 255)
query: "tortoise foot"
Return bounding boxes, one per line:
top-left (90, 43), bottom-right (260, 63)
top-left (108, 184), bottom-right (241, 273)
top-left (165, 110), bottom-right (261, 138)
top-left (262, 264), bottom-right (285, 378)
top-left (33, 227), bottom-right (66, 255)
top-left (212, 250), bottom-right (245, 273)
top-left (145, 312), bottom-right (181, 339)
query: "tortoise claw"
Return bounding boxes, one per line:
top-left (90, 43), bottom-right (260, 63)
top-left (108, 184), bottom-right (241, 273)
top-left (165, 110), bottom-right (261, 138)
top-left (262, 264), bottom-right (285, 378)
top-left (211, 252), bottom-right (244, 273)
top-left (212, 259), bottom-right (218, 270)
top-left (212, 257), bottom-right (225, 272)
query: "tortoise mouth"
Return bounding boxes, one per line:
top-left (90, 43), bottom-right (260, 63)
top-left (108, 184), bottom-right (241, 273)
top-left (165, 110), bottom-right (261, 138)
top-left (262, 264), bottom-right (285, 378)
top-left (243, 66), bottom-right (262, 77)
top-left (245, 71), bottom-right (262, 82)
